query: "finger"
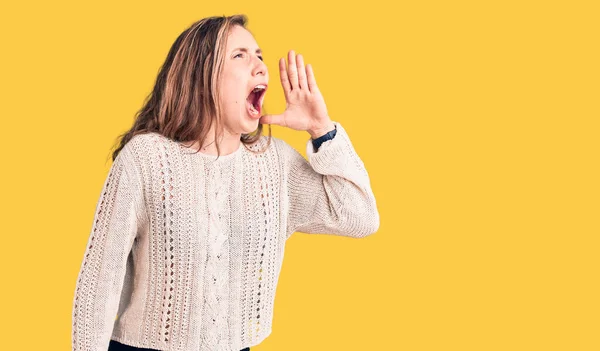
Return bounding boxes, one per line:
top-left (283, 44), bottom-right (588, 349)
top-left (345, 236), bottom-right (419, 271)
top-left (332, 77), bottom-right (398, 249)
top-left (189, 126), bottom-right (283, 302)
top-left (296, 54), bottom-right (308, 91)
top-left (278, 57), bottom-right (291, 99)
top-left (306, 63), bottom-right (318, 93)
top-left (287, 50), bottom-right (299, 90)
top-left (259, 113), bottom-right (287, 127)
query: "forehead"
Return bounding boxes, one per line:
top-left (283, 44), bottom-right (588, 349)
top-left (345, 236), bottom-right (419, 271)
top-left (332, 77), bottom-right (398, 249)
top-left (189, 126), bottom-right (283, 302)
top-left (226, 25), bottom-right (259, 52)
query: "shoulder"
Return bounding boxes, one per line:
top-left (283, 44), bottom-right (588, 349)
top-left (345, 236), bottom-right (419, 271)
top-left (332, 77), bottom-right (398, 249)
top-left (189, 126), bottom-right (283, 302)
top-left (242, 134), bottom-right (287, 158)
top-left (241, 134), bottom-right (304, 173)
top-left (122, 131), bottom-right (182, 161)
top-left (265, 135), bottom-right (308, 170)
top-left (126, 131), bottom-right (171, 153)
top-left (249, 134), bottom-right (298, 158)
top-left (116, 132), bottom-right (174, 178)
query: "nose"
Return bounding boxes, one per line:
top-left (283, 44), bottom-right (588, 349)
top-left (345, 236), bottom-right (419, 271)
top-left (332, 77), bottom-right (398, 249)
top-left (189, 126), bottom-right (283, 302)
top-left (252, 56), bottom-right (267, 77)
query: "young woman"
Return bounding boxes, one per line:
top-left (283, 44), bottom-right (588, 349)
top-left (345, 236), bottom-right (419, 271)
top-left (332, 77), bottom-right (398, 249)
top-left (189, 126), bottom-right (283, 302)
top-left (71, 14), bottom-right (379, 351)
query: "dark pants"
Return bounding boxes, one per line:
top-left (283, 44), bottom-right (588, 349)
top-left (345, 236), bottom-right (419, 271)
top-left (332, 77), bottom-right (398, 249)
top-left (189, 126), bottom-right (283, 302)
top-left (109, 339), bottom-right (250, 351)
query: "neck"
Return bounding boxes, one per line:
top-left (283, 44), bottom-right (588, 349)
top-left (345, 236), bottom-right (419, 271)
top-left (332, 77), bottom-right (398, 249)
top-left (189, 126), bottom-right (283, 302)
top-left (183, 126), bottom-right (241, 156)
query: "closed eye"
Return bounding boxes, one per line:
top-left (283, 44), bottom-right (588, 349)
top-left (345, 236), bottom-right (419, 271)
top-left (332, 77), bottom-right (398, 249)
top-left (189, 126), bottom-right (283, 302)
top-left (234, 53), bottom-right (264, 61)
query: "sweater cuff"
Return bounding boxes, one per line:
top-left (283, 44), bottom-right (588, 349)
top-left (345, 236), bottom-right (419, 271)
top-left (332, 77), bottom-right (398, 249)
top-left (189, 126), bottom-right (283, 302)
top-left (306, 121), bottom-right (340, 158)
top-left (305, 121), bottom-right (367, 177)
top-left (310, 124), bottom-right (337, 152)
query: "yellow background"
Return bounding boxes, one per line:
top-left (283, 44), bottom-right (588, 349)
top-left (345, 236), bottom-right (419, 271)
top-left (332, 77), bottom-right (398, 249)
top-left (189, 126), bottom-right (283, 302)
top-left (1, 0), bottom-right (598, 350)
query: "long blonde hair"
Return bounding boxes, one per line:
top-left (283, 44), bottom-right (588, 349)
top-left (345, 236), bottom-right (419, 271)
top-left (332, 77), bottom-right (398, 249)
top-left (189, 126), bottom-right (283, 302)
top-left (110, 14), bottom-right (271, 162)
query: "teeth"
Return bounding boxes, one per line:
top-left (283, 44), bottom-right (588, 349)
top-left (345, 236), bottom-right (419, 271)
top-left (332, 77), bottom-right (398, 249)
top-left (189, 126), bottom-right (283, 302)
top-left (247, 84), bottom-right (265, 117)
top-left (247, 100), bottom-right (259, 116)
top-left (253, 84), bottom-right (266, 92)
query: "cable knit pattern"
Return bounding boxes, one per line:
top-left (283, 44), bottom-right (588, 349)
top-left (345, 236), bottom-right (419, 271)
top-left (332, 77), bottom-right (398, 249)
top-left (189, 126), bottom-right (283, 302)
top-left (71, 121), bottom-right (380, 351)
top-left (201, 159), bottom-right (234, 350)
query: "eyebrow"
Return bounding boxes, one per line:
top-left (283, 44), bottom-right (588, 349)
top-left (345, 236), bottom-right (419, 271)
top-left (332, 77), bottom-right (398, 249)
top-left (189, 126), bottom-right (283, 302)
top-left (233, 47), bottom-right (263, 55)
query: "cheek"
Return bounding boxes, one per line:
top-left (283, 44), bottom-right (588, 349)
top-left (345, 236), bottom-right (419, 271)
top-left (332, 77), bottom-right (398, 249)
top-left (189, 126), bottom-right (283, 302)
top-left (219, 70), bottom-right (246, 105)
top-left (220, 83), bottom-right (239, 104)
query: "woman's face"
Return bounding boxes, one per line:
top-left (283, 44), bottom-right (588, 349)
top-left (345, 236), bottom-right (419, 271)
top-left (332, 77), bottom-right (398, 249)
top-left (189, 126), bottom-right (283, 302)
top-left (218, 25), bottom-right (269, 135)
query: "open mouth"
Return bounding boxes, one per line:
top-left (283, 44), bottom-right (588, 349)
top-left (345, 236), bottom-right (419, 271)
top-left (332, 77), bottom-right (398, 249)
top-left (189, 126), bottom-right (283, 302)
top-left (246, 85), bottom-right (267, 117)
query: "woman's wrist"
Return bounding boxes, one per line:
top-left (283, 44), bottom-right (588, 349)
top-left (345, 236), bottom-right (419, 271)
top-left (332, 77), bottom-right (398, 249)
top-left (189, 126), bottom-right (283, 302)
top-left (309, 121), bottom-right (336, 139)
top-left (310, 123), bottom-right (337, 152)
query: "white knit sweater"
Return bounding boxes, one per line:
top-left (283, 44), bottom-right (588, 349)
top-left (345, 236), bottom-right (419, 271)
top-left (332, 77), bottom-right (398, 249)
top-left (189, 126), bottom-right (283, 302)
top-left (71, 121), bottom-right (380, 351)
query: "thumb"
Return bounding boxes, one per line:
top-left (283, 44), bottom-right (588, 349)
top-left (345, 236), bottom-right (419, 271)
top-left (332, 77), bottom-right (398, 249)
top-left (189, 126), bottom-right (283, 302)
top-left (259, 113), bottom-right (286, 126)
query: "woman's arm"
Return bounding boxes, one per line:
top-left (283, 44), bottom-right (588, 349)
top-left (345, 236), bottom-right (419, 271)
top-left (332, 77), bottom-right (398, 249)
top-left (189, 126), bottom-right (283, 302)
top-left (71, 144), bottom-right (146, 351)
top-left (282, 121), bottom-right (380, 239)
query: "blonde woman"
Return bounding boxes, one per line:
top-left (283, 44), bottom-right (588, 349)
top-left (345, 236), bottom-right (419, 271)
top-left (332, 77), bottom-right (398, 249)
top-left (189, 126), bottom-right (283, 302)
top-left (71, 14), bottom-right (380, 351)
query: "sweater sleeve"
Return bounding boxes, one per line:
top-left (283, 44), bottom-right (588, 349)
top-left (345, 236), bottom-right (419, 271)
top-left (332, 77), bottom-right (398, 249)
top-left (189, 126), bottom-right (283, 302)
top-left (283, 121), bottom-right (380, 239)
top-left (71, 144), bottom-right (146, 351)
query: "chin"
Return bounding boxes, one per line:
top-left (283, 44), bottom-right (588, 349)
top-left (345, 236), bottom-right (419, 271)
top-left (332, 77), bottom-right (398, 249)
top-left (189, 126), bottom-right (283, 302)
top-left (239, 118), bottom-right (260, 134)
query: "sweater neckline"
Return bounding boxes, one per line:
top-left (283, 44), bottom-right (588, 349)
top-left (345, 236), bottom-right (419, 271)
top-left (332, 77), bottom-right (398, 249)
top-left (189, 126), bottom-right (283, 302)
top-left (147, 132), bottom-right (245, 162)
top-left (177, 139), bottom-right (245, 162)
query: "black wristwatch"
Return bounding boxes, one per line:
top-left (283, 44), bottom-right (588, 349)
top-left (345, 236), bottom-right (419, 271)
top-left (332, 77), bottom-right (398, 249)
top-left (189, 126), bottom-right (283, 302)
top-left (311, 124), bottom-right (337, 152)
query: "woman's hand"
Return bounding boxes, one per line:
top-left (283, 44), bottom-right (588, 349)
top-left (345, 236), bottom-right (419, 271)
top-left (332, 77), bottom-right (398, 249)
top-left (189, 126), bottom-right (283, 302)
top-left (259, 50), bottom-right (335, 139)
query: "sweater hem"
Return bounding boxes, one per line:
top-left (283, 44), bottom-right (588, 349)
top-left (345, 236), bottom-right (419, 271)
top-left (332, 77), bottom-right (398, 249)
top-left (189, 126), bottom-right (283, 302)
top-left (110, 326), bottom-right (272, 351)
